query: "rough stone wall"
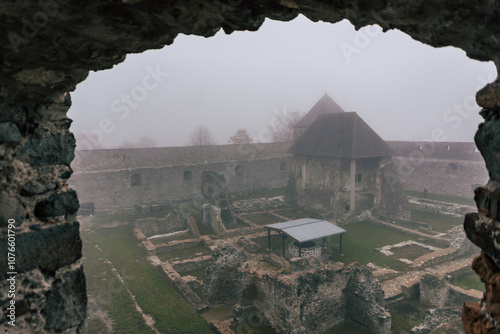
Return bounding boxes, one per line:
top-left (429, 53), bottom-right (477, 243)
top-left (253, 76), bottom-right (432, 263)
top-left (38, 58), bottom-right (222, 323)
top-left (72, 143), bottom-right (292, 170)
top-left (344, 265), bottom-right (392, 334)
top-left (420, 273), bottom-right (451, 309)
top-left (69, 144), bottom-right (486, 212)
top-left (377, 159), bottom-right (410, 219)
top-left (0, 96), bottom-right (86, 333)
top-left (388, 141), bottom-right (483, 162)
top-left (234, 262), bottom-right (390, 334)
top-left (201, 204), bottom-right (226, 235)
top-left (286, 155), bottom-right (348, 215)
top-left (134, 211), bottom-right (187, 237)
top-left (202, 243), bottom-right (247, 306)
top-left (70, 156), bottom-right (291, 211)
top-left (2, 0), bottom-right (500, 333)
top-left (286, 155), bottom-right (408, 219)
top-left (392, 157), bottom-right (488, 197)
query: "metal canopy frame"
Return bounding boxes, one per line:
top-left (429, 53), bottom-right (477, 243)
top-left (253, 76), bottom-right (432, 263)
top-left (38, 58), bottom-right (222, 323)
top-left (264, 218), bottom-right (346, 257)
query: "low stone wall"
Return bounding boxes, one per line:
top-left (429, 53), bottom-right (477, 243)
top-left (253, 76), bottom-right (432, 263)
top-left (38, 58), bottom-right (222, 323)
top-left (210, 320), bottom-right (234, 334)
top-left (394, 219), bottom-right (432, 232)
top-left (408, 197), bottom-right (476, 218)
top-left (410, 307), bottom-right (464, 334)
top-left (237, 237), bottom-right (261, 253)
top-left (212, 248), bottom-right (392, 334)
top-left (233, 197), bottom-right (285, 214)
top-left (157, 261), bottom-right (208, 312)
top-left (372, 219), bottom-right (450, 248)
top-left (135, 211), bottom-right (187, 238)
top-left (420, 273), bottom-right (451, 308)
top-left (419, 273), bottom-right (481, 309)
top-left (183, 275), bottom-right (203, 292)
top-left (448, 285), bottom-right (482, 305)
top-left (289, 242), bottom-right (321, 258)
top-left (412, 248), bottom-right (457, 268)
top-left (186, 214), bottom-right (200, 238)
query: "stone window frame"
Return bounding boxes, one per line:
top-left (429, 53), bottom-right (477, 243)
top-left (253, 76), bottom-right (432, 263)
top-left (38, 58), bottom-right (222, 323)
top-left (280, 161), bottom-right (287, 172)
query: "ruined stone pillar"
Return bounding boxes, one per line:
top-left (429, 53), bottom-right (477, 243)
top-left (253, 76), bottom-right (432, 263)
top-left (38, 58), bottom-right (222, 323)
top-left (350, 158), bottom-right (356, 214)
top-left (0, 94), bottom-right (86, 333)
top-left (462, 81), bottom-right (500, 333)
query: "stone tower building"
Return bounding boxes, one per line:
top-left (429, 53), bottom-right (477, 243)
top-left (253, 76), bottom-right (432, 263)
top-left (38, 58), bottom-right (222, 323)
top-left (286, 109), bottom-right (408, 220)
top-left (293, 93), bottom-right (346, 141)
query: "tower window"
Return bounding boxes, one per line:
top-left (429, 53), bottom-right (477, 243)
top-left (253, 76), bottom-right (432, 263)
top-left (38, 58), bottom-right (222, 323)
top-left (356, 173), bottom-right (362, 182)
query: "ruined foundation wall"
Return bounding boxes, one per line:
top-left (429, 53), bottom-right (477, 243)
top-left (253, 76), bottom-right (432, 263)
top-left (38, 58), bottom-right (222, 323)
top-left (233, 262), bottom-right (390, 334)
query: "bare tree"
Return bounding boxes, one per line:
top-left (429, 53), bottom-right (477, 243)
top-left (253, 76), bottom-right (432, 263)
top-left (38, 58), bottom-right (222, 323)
top-left (228, 129), bottom-right (253, 144)
top-left (74, 131), bottom-right (104, 150)
top-left (115, 136), bottom-right (157, 149)
top-left (267, 110), bottom-right (303, 142)
top-left (189, 126), bottom-right (216, 146)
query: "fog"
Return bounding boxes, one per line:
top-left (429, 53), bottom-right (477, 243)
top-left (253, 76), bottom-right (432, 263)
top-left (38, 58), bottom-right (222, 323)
top-left (68, 15), bottom-right (497, 149)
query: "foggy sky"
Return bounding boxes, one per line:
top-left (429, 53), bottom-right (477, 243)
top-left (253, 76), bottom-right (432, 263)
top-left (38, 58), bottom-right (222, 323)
top-left (68, 15), bottom-right (497, 149)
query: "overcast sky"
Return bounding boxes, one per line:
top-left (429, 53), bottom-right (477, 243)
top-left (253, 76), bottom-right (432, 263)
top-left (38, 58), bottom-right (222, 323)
top-left (68, 15), bottom-right (497, 149)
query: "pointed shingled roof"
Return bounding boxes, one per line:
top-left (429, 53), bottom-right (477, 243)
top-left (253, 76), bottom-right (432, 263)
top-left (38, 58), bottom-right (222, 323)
top-left (289, 112), bottom-right (393, 159)
top-left (294, 93), bottom-right (345, 128)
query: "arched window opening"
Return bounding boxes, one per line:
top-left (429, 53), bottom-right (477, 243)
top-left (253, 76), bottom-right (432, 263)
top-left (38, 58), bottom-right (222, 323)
top-left (445, 163), bottom-right (458, 174)
top-left (235, 165), bottom-right (243, 177)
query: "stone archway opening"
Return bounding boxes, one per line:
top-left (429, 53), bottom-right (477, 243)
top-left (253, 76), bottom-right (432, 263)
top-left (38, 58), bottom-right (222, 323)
top-left (2, 2), bottom-right (500, 333)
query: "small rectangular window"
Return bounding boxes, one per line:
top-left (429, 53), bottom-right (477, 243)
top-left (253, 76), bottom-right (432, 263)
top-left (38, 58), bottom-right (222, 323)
top-left (356, 173), bottom-right (362, 182)
top-left (131, 173), bottom-right (142, 187)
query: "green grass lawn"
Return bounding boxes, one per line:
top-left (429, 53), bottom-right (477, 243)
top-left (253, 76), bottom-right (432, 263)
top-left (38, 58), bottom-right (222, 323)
top-left (410, 210), bottom-right (463, 233)
top-left (406, 190), bottom-right (475, 206)
top-left (182, 268), bottom-right (206, 281)
top-left (224, 218), bottom-right (250, 230)
top-left (82, 238), bottom-right (155, 334)
top-left (324, 321), bottom-right (375, 334)
top-left (388, 298), bottom-right (428, 334)
top-left (391, 244), bottom-right (433, 261)
top-left (451, 271), bottom-right (484, 291)
top-left (157, 245), bottom-right (211, 262)
top-left (230, 321), bottom-right (276, 333)
top-left (231, 186), bottom-right (286, 201)
top-left (246, 213), bottom-right (283, 225)
top-left (272, 207), bottom-right (322, 220)
top-left (254, 235), bottom-right (294, 255)
top-left (327, 221), bottom-right (413, 272)
top-left (90, 208), bottom-right (172, 225)
top-left (81, 225), bottom-right (212, 334)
